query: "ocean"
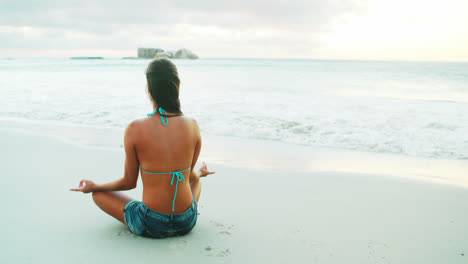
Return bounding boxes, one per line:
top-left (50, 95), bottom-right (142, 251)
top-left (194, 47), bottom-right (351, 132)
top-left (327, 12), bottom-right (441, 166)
top-left (1, 58), bottom-right (467, 160)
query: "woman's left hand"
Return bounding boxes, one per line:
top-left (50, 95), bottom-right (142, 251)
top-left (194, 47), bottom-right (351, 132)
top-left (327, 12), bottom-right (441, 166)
top-left (70, 179), bottom-right (97, 193)
top-left (199, 162), bottom-right (215, 177)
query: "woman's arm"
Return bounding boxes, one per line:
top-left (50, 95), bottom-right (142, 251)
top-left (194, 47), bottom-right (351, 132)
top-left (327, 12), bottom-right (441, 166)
top-left (189, 119), bottom-right (202, 183)
top-left (71, 121), bottom-right (140, 193)
top-left (189, 119), bottom-right (215, 183)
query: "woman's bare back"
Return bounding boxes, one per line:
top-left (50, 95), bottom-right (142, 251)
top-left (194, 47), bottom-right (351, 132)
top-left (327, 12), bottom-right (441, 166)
top-left (130, 114), bottom-right (201, 214)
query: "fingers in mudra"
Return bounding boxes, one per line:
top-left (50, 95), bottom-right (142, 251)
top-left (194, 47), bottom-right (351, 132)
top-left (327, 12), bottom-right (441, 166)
top-left (200, 162), bottom-right (215, 177)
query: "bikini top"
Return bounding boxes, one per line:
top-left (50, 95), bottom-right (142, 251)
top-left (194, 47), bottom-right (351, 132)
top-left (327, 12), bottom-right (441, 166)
top-left (147, 107), bottom-right (180, 126)
top-left (140, 107), bottom-right (190, 212)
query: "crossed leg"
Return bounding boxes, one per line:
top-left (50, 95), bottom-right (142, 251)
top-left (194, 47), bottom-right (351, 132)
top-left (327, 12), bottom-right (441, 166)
top-left (191, 179), bottom-right (202, 203)
top-left (92, 181), bottom-right (202, 224)
top-left (92, 191), bottom-right (133, 224)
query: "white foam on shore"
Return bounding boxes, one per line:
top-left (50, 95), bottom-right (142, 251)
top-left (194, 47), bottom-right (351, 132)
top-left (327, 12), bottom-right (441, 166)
top-left (2, 117), bottom-right (467, 188)
top-left (1, 58), bottom-right (468, 159)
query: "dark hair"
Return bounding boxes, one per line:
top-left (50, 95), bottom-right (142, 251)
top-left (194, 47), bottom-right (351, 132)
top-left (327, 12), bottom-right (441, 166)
top-left (146, 58), bottom-right (182, 115)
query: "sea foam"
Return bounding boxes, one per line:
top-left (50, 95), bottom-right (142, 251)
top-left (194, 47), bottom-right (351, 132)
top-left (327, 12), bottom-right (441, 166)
top-left (0, 58), bottom-right (467, 159)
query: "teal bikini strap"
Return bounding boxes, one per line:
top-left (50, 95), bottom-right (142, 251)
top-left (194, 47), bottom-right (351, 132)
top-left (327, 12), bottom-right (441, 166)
top-left (170, 170), bottom-right (186, 212)
top-left (139, 166), bottom-right (191, 212)
top-left (147, 107), bottom-right (168, 126)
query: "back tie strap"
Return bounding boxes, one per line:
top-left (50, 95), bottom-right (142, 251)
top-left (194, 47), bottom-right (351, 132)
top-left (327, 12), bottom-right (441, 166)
top-left (140, 166), bottom-right (190, 212)
top-left (170, 171), bottom-right (186, 212)
top-left (147, 107), bottom-right (169, 126)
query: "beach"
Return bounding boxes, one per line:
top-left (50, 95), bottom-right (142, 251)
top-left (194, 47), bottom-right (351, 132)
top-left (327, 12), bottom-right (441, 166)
top-left (2, 0), bottom-right (468, 262)
top-left (1, 58), bottom-right (467, 263)
top-left (2, 127), bottom-right (468, 264)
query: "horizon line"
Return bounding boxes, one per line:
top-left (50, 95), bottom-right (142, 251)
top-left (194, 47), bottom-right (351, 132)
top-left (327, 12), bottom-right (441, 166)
top-left (2, 56), bottom-right (468, 63)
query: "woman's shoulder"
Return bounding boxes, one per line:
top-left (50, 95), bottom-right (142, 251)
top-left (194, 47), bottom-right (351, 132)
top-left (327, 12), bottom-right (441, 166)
top-left (127, 118), bottom-right (146, 128)
top-left (179, 116), bottom-right (200, 136)
top-left (124, 118), bottom-right (145, 138)
top-left (180, 115), bottom-right (198, 123)
top-left (181, 116), bottom-right (200, 129)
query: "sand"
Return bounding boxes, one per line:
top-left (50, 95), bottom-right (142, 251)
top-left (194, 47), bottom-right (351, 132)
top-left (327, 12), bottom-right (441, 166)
top-left (1, 128), bottom-right (468, 264)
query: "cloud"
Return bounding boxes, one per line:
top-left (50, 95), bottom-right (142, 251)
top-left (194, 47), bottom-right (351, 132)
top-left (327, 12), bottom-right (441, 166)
top-left (0, 0), bottom-right (365, 56)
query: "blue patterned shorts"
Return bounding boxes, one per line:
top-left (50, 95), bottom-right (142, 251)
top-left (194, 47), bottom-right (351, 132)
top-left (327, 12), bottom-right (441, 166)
top-left (123, 196), bottom-right (198, 238)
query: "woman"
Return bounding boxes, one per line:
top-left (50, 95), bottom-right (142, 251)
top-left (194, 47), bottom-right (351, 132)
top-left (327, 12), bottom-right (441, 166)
top-left (71, 58), bottom-right (215, 238)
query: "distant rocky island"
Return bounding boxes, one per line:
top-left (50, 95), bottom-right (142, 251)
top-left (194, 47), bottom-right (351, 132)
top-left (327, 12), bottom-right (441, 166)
top-left (123, 48), bottom-right (199, 60)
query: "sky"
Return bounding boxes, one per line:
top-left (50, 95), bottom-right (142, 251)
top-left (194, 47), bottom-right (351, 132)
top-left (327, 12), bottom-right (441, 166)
top-left (0, 0), bottom-right (467, 61)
